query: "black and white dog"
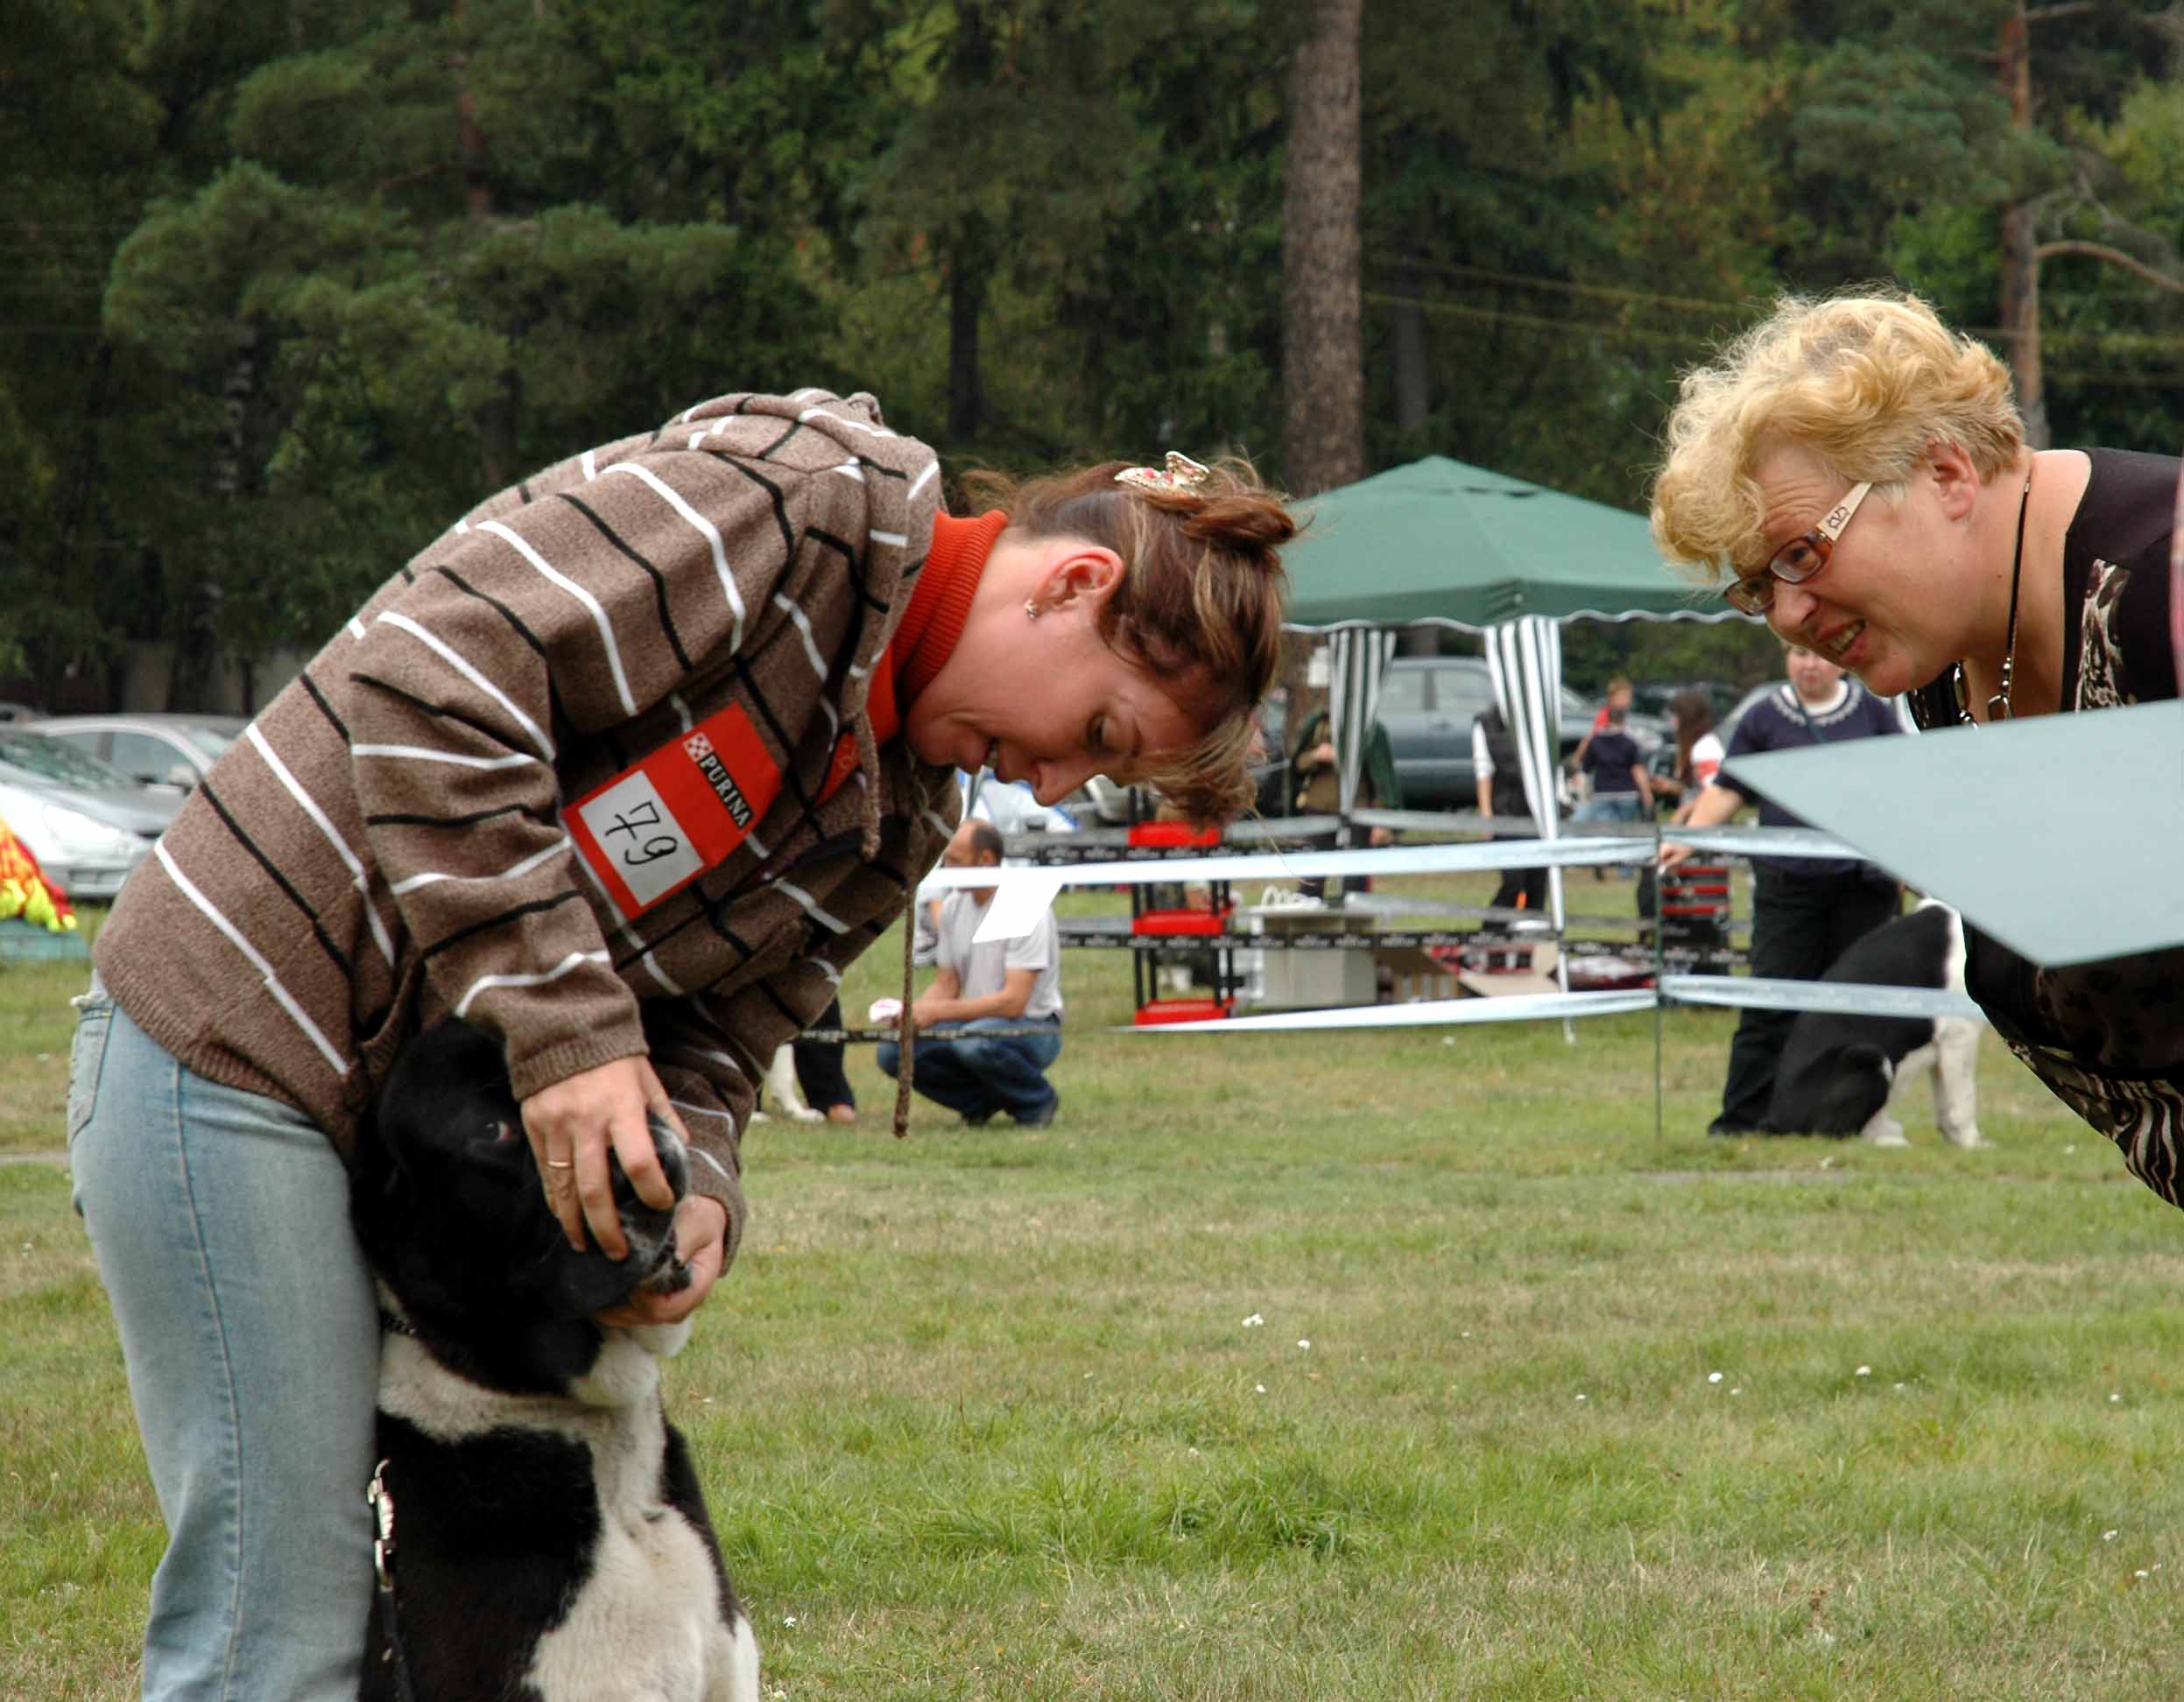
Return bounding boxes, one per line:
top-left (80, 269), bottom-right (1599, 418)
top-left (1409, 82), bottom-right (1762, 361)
top-left (1765, 901), bottom-right (1987, 1149)
top-left (351, 1017), bottom-right (759, 1702)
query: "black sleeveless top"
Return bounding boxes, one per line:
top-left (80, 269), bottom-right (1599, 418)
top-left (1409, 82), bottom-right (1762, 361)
top-left (1909, 448), bottom-right (2184, 1206)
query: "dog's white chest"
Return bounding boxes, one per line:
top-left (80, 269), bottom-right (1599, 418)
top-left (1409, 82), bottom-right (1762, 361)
top-left (525, 1487), bottom-right (753, 1702)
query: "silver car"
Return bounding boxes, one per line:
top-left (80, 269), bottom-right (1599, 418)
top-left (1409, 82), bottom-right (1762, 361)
top-left (0, 728), bottom-right (180, 902)
top-left (31, 712), bottom-right (248, 791)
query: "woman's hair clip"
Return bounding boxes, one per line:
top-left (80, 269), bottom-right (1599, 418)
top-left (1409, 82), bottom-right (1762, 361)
top-left (1115, 451), bottom-right (1212, 494)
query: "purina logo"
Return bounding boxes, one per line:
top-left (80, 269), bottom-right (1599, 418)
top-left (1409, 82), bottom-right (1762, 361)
top-left (684, 731), bottom-right (753, 827)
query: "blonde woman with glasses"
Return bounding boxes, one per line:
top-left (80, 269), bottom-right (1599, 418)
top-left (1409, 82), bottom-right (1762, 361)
top-left (1651, 289), bottom-right (2182, 1186)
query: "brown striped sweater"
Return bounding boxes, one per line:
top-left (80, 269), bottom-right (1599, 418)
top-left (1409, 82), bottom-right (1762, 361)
top-left (95, 389), bottom-right (962, 1264)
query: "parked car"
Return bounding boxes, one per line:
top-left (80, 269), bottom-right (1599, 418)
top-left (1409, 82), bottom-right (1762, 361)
top-left (1377, 655), bottom-right (1594, 812)
top-left (0, 728), bottom-right (181, 901)
top-left (31, 712), bottom-right (248, 791)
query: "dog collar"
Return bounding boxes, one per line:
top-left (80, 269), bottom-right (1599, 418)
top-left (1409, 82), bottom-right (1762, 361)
top-left (378, 1307), bottom-right (419, 1340)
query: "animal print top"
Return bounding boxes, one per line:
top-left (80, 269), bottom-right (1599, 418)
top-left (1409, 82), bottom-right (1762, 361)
top-left (1909, 449), bottom-right (2184, 1208)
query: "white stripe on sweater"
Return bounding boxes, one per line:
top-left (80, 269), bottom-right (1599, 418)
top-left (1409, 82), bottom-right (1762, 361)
top-left (771, 594), bottom-right (827, 680)
top-left (669, 1099), bottom-right (735, 1122)
top-left (453, 951), bottom-right (613, 1019)
top-left (152, 840), bottom-right (351, 1079)
top-left (478, 518), bottom-right (638, 718)
top-left (870, 531), bottom-right (907, 548)
top-left (772, 880), bottom-right (847, 934)
top-left (692, 1148), bottom-right (736, 1187)
top-left (388, 838), bottom-right (572, 896)
top-left (375, 611), bottom-right (555, 762)
top-left (351, 744), bottom-right (539, 771)
top-left (570, 853), bottom-right (683, 995)
top-left (244, 725), bottom-right (397, 970)
top-left (599, 462), bottom-right (745, 655)
top-left (798, 405), bottom-right (895, 440)
top-left (908, 461), bottom-right (939, 501)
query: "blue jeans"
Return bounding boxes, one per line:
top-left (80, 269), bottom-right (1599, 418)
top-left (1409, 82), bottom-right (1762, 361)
top-left (1575, 791), bottom-right (1646, 825)
top-left (68, 991), bottom-right (377, 1701)
top-left (877, 1016), bottom-right (1061, 1122)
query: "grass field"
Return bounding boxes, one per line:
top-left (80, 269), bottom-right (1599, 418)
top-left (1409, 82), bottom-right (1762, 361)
top-left (5, 877), bottom-right (2180, 1699)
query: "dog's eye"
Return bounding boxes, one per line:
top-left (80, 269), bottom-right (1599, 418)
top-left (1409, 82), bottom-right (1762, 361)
top-left (484, 1119), bottom-right (518, 1143)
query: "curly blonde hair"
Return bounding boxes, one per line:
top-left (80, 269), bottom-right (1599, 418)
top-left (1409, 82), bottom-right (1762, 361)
top-left (956, 457), bottom-right (1295, 822)
top-left (1650, 289), bottom-right (2023, 585)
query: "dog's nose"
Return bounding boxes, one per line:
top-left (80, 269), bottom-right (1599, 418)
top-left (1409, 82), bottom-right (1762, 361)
top-left (643, 1112), bottom-right (689, 1200)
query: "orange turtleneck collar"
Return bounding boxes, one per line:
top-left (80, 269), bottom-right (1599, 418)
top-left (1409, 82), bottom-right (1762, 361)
top-left (864, 508), bottom-right (1008, 749)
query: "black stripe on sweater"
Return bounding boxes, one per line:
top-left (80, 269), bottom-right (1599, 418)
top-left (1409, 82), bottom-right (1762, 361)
top-left (349, 672), bottom-right (546, 757)
top-left (756, 977), bottom-right (808, 1032)
top-left (703, 455), bottom-right (797, 569)
top-left (728, 659), bottom-right (820, 817)
top-left (802, 527), bottom-right (886, 613)
top-left (554, 491), bottom-right (694, 674)
top-left (299, 670), bottom-right (350, 742)
top-left (364, 801), bottom-right (554, 831)
top-left (429, 566), bottom-right (573, 735)
top-left (194, 778), bottom-right (356, 981)
top-left (753, 420), bottom-right (804, 461)
top-left (418, 890), bottom-right (585, 962)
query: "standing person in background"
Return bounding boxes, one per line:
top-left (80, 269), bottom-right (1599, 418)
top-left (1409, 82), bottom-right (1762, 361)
top-left (1566, 674), bottom-right (1632, 783)
top-left (1289, 696), bottom-right (1399, 901)
top-left (1575, 702), bottom-right (1653, 825)
top-left (65, 397), bottom-right (1293, 1700)
top-left (1574, 701), bottom-right (1653, 878)
top-left (1656, 688), bottom-right (1726, 824)
top-left (1660, 643), bottom-right (1904, 1136)
top-left (1472, 701), bottom-right (1547, 917)
top-left (877, 818), bottom-right (1064, 1127)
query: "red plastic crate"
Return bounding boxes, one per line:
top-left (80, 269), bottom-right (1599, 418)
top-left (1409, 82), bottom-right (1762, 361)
top-left (1133, 996), bottom-right (1235, 1025)
top-left (1125, 821), bottom-right (1222, 849)
top-left (1130, 905), bottom-right (1234, 938)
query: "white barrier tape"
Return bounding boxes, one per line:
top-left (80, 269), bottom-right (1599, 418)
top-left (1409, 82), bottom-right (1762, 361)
top-left (1124, 988), bottom-right (1659, 1033)
top-left (930, 822), bottom-right (1874, 890)
top-left (920, 835), bottom-right (1653, 890)
top-left (1661, 974), bottom-right (1983, 1021)
top-left (1653, 825), bottom-right (1863, 861)
top-left (1111, 977), bottom-right (1979, 1035)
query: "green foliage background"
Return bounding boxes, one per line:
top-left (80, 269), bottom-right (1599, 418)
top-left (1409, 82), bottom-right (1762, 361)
top-left (5, 0), bottom-right (2182, 706)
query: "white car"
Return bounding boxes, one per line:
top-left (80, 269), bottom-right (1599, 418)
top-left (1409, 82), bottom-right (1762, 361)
top-left (31, 713), bottom-right (248, 791)
top-left (0, 729), bottom-right (180, 902)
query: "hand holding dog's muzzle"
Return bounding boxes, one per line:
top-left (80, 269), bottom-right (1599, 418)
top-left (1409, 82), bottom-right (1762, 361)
top-left (521, 1055), bottom-right (684, 1259)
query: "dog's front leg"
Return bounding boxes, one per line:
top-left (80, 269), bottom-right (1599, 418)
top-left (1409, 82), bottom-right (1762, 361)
top-left (1932, 1017), bottom-right (1988, 1149)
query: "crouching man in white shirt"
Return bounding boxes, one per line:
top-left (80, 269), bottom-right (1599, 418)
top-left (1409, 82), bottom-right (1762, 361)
top-left (878, 819), bottom-right (1064, 1128)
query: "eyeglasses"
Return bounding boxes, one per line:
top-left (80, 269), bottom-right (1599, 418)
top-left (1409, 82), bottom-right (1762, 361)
top-left (1723, 481), bottom-right (1872, 615)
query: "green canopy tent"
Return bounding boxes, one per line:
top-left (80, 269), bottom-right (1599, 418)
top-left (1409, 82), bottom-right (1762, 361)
top-left (1278, 454), bottom-right (1748, 826)
top-left (1282, 454), bottom-right (1735, 630)
top-left (1278, 454), bottom-right (1747, 1016)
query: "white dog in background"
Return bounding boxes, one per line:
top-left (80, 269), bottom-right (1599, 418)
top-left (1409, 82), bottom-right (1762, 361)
top-left (750, 1044), bottom-right (823, 1124)
top-left (1765, 900), bottom-right (1986, 1149)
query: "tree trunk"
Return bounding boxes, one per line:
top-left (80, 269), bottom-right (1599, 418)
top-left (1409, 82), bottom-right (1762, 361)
top-left (948, 215), bottom-right (990, 442)
top-left (1391, 292), bottom-right (1430, 436)
top-left (1281, 0), bottom-right (1366, 496)
top-left (1997, 3), bottom-right (2049, 449)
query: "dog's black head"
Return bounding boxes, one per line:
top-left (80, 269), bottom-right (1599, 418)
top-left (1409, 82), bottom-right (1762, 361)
top-left (354, 1018), bottom-right (691, 1392)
